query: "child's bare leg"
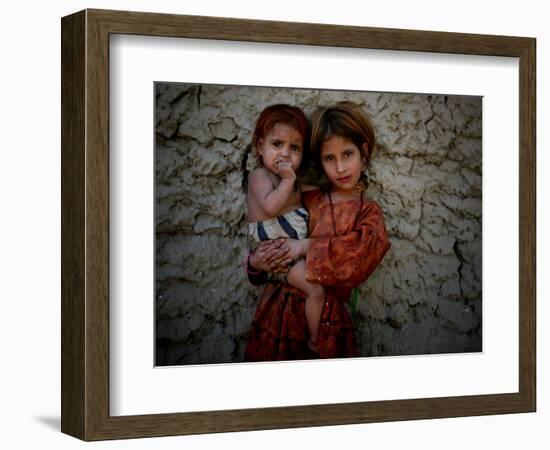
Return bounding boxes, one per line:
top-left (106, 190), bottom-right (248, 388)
top-left (287, 260), bottom-right (325, 352)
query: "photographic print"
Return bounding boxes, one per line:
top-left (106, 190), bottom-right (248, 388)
top-left (154, 83), bottom-right (482, 366)
top-left (61, 10), bottom-right (535, 439)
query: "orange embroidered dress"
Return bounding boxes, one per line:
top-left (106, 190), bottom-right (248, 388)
top-left (245, 189), bottom-right (391, 361)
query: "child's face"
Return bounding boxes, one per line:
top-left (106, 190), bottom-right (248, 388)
top-left (320, 135), bottom-right (366, 194)
top-left (257, 123), bottom-right (304, 176)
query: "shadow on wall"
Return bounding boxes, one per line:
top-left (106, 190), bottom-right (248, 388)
top-left (154, 83), bottom-right (482, 366)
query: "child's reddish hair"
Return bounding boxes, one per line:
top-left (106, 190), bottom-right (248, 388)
top-left (251, 104), bottom-right (309, 158)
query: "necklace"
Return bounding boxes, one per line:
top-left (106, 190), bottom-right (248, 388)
top-left (327, 190), bottom-right (363, 237)
top-left (327, 190), bottom-right (364, 317)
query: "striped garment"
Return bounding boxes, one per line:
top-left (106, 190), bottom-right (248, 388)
top-left (248, 207), bottom-right (309, 245)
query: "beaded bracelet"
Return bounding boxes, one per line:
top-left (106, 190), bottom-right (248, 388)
top-left (246, 251), bottom-right (262, 275)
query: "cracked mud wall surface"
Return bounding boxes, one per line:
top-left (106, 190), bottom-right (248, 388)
top-left (155, 83), bottom-right (482, 365)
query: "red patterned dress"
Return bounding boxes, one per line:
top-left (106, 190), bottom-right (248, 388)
top-left (245, 189), bottom-right (391, 361)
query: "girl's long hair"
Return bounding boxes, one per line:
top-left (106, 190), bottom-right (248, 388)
top-left (310, 101), bottom-right (375, 190)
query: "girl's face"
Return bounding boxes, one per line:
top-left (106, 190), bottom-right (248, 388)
top-left (257, 123), bottom-right (304, 176)
top-left (320, 135), bottom-right (366, 195)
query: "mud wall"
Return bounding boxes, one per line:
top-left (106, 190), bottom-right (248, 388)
top-left (155, 84), bottom-right (482, 365)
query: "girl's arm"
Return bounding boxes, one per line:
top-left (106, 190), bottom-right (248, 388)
top-left (246, 240), bottom-right (291, 285)
top-left (279, 238), bottom-right (309, 261)
top-left (249, 168), bottom-right (295, 217)
top-left (305, 202), bottom-right (391, 288)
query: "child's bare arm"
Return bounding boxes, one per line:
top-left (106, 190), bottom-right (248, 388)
top-left (248, 167), bottom-right (295, 217)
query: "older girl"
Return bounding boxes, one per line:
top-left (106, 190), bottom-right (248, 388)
top-left (245, 101), bottom-right (391, 360)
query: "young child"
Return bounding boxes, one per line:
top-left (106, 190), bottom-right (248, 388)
top-left (247, 104), bottom-right (325, 353)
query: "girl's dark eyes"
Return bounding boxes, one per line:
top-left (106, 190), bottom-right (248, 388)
top-left (323, 150), bottom-right (355, 161)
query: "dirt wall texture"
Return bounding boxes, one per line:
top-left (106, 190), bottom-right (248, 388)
top-left (155, 84), bottom-right (482, 365)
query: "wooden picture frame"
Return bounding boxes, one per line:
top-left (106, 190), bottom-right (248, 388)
top-left (61, 8), bottom-right (536, 441)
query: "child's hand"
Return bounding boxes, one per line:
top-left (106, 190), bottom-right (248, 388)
top-left (276, 160), bottom-right (296, 180)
